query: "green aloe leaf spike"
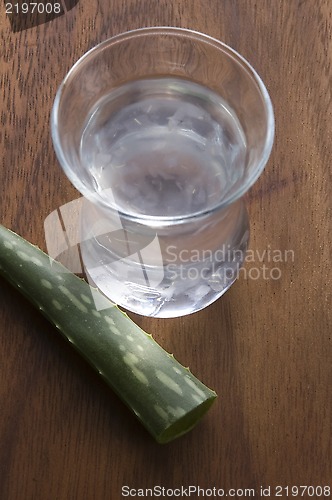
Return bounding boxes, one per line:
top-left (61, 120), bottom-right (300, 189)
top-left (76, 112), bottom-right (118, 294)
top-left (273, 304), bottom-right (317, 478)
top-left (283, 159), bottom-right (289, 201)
top-left (0, 224), bottom-right (217, 443)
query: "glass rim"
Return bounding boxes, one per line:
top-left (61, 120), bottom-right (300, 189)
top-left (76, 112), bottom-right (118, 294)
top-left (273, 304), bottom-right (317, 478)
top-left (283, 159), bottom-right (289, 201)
top-left (51, 26), bottom-right (275, 224)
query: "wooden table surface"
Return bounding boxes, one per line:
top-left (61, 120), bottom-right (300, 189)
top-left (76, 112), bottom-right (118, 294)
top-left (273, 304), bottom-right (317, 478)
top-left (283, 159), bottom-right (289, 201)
top-left (0, 1), bottom-right (331, 498)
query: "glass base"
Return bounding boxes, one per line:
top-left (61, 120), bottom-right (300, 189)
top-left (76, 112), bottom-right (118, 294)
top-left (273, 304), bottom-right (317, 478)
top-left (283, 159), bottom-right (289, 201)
top-left (80, 205), bottom-right (249, 318)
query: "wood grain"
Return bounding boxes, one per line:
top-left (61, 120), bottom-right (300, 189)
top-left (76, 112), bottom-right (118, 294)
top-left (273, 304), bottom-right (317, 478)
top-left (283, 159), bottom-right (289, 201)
top-left (0, 1), bottom-right (331, 498)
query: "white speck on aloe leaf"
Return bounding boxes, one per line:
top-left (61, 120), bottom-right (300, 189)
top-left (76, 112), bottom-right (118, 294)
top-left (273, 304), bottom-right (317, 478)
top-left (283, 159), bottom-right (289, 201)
top-left (132, 367), bottom-right (149, 385)
top-left (167, 406), bottom-right (186, 418)
top-left (81, 294), bottom-right (92, 304)
top-left (184, 377), bottom-right (206, 398)
top-left (92, 310), bottom-right (101, 318)
top-left (154, 405), bottom-right (169, 421)
top-left (137, 345), bottom-right (144, 352)
top-left (3, 241), bottom-right (13, 250)
top-left (123, 352), bottom-right (139, 366)
top-left (31, 257), bottom-right (43, 267)
top-left (41, 279), bottom-right (52, 289)
top-left (155, 370), bottom-right (183, 396)
top-left (59, 285), bottom-right (88, 313)
top-left (192, 394), bottom-right (203, 404)
top-left (111, 327), bottom-right (120, 336)
top-left (126, 334), bottom-right (134, 342)
top-left (123, 352), bottom-right (149, 385)
top-left (172, 366), bottom-right (182, 375)
top-left (17, 251), bottom-right (29, 261)
top-left (119, 344), bottom-right (126, 351)
top-left (52, 299), bottom-right (63, 310)
top-left (105, 316), bottom-right (115, 326)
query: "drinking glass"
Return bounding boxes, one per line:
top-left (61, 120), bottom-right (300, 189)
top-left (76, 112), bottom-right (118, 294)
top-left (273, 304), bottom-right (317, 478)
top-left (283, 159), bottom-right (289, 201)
top-left (51, 27), bottom-right (274, 318)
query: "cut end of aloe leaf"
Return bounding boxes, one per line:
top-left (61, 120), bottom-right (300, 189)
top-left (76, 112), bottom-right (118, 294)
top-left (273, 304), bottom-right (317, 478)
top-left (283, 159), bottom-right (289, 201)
top-left (156, 395), bottom-right (217, 444)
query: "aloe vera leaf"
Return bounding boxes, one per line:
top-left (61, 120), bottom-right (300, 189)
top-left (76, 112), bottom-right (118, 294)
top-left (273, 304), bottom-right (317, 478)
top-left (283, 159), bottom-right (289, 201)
top-left (0, 224), bottom-right (217, 443)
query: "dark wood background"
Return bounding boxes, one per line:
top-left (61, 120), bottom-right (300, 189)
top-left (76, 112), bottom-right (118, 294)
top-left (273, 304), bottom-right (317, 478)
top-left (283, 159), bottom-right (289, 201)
top-left (0, 1), bottom-right (331, 498)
